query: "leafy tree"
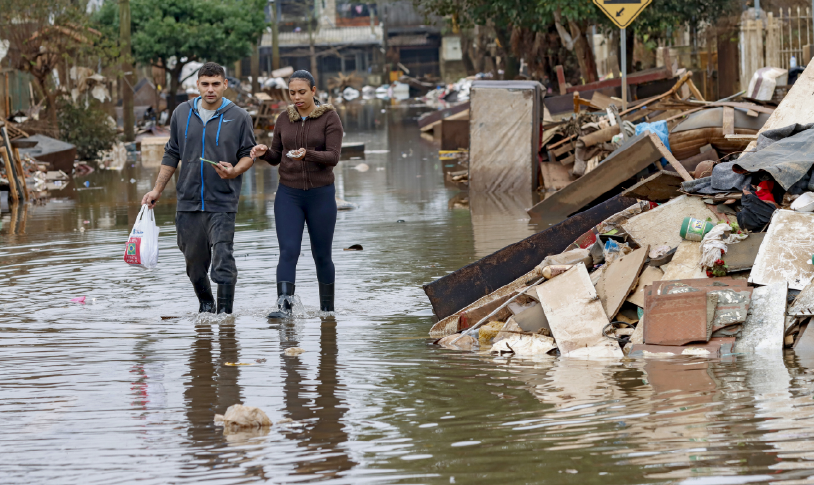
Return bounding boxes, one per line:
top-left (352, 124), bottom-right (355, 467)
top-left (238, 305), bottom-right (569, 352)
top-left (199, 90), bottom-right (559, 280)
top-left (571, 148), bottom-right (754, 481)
top-left (96, 0), bottom-right (267, 113)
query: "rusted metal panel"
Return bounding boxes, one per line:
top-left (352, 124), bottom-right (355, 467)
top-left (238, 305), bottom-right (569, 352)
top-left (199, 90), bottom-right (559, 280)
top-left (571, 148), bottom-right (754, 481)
top-left (644, 290), bottom-right (715, 345)
top-left (423, 195), bottom-right (639, 320)
top-left (628, 337), bottom-right (736, 358)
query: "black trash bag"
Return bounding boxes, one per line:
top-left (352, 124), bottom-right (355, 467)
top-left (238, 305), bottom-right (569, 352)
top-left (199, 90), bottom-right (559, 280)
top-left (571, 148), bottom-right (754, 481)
top-left (737, 192), bottom-right (777, 232)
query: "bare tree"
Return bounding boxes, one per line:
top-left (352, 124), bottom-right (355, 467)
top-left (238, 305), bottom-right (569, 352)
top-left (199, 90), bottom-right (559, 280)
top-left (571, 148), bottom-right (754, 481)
top-left (0, 0), bottom-right (100, 128)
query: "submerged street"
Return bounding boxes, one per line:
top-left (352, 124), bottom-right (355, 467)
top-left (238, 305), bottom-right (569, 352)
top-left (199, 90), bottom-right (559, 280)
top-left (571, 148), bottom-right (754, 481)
top-left (3, 102), bottom-right (814, 484)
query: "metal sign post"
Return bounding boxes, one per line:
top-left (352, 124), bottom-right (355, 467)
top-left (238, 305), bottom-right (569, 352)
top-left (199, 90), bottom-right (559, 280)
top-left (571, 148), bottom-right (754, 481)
top-left (621, 27), bottom-right (627, 110)
top-left (592, 0), bottom-right (652, 111)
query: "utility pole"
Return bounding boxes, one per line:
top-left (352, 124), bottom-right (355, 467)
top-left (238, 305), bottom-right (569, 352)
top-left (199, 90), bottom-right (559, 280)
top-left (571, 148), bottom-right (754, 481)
top-left (251, 40), bottom-right (260, 93)
top-left (271, 0), bottom-right (280, 70)
top-left (308, 0), bottom-right (318, 81)
top-left (119, 0), bottom-right (135, 142)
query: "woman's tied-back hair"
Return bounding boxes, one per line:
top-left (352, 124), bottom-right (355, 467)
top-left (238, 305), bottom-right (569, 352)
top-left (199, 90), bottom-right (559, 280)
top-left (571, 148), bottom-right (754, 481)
top-left (290, 70), bottom-right (316, 88)
top-left (198, 62), bottom-right (225, 79)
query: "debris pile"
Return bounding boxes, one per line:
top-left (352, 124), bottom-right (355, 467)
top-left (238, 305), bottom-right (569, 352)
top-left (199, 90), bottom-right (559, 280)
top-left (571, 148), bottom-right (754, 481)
top-left (539, 70), bottom-right (776, 200)
top-left (427, 62), bottom-right (814, 359)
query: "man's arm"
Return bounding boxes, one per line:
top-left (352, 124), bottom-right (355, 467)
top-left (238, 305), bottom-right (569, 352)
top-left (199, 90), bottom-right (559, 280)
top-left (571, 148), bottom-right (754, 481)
top-left (213, 157), bottom-right (254, 179)
top-left (141, 165), bottom-right (177, 208)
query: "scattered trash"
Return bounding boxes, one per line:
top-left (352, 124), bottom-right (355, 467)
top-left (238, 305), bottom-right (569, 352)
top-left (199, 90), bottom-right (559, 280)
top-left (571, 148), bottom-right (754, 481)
top-left (255, 358), bottom-right (267, 363)
top-left (352, 163), bottom-right (369, 172)
top-left (344, 244), bottom-right (363, 251)
top-left (71, 296), bottom-right (86, 304)
top-left (284, 347), bottom-right (305, 356)
top-left (214, 404), bottom-right (271, 429)
top-left (224, 362), bottom-right (253, 366)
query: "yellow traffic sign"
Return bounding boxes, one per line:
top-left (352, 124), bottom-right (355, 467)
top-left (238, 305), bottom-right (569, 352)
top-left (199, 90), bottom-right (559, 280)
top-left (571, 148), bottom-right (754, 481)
top-left (593, 0), bottom-right (652, 29)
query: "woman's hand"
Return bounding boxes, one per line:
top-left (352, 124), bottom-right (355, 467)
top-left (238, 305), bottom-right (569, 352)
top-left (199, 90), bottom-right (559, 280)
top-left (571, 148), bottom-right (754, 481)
top-left (288, 148), bottom-right (306, 160)
top-left (250, 144), bottom-right (269, 159)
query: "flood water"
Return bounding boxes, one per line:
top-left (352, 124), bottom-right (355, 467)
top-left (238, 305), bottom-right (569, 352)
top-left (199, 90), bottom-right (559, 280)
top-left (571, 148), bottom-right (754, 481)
top-left (3, 100), bottom-right (814, 485)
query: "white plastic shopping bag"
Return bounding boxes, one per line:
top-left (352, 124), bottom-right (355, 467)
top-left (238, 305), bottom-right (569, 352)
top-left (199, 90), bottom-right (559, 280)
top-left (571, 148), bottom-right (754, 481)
top-left (124, 204), bottom-right (160, 269)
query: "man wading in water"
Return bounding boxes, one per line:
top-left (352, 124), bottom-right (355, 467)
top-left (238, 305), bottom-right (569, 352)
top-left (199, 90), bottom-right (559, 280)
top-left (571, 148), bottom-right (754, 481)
top-left (141, 62), bottom-right (256, 314)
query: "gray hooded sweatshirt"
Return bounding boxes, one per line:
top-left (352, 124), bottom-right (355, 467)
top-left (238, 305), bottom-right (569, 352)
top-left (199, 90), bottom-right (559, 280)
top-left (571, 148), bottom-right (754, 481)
top-left (161, 97), bottom-right (256, 212)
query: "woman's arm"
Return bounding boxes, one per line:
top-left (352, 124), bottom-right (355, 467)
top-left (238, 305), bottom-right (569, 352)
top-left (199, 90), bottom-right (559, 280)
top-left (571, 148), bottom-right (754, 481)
top-left (303, 111), bottom-right (343, 167)
top-left (262, 115), bottom-right (285, 166)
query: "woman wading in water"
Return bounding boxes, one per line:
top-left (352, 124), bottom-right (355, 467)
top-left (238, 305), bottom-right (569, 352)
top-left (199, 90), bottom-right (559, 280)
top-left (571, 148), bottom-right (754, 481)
top-left (250, 70), bottom-right (343, 318)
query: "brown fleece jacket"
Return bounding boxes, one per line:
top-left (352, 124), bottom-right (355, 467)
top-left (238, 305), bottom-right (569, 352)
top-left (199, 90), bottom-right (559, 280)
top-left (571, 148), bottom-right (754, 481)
top-left (262, 103), bottom-right (344, 190)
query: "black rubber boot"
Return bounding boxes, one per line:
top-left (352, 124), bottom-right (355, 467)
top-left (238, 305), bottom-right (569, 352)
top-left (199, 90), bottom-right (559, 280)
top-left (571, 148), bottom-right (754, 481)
top-left (217, 284), bottom-right (235, 314)
top-left (194, 280), bottom-right (216, 313)
top-left (319, 282), bottom-right (335, 312)
top-left (267, 281), bottom-right (295, 319)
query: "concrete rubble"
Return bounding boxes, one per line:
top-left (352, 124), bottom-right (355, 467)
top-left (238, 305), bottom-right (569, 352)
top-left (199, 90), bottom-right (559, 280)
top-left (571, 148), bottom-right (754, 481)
top-left (428, 61), bottom-right (814, 361)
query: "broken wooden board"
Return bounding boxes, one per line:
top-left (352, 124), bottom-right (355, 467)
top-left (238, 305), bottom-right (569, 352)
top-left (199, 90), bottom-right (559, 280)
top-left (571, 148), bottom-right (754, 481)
top-left (425, 195), bottom-right (639, 322)
top-left (540, 161), bottom-right (576, 191)
top-left (528, 132), bottom-right (663, 220)
top-left (628, 337), bottom-right (736, 358)
top-left (621, 170), bottom-right (684, 202)
top-left (749, 210), bottom-right (814, 290)
top-left (428, 265), bottom-right (544, 338)
top-left (536, 264), bottom-right (623, 358)
top-left (790, 281), bottom-right (814, 316)
top-left (659, 241), bottom-right (708, 281)
top-left (621, 195), bottom-right (720, 250)
top-left (734, 282), bottom-right (787, 354)
top-left (627, 266), bottom-right (664, 308)
top-left (724, 233), bottom-right (766, 271)
top-left (596, 245), bottom-right (649, 319)
top-left (470, 81), bottom-right (540, 193)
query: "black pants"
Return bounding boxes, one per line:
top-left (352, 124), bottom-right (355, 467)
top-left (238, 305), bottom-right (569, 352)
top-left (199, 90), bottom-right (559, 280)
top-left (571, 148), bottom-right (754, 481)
top-left (176, 211), bottom-right (237, 287)
top-left (274, 183), bottom-right (337, 284)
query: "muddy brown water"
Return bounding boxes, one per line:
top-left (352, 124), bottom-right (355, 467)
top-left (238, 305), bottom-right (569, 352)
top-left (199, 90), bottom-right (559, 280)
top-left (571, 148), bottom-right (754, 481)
top-left (3, 101), bottom-right (814, 484)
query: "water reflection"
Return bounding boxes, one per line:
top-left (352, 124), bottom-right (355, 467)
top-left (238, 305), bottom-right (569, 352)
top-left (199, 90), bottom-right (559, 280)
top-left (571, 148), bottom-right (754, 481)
top-left (280, 317), bottom-right (355, 479)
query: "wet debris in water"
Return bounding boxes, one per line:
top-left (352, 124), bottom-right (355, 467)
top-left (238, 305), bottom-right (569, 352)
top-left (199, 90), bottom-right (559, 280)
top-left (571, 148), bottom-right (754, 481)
top-left (284, 347), bottom-right (305, 356)
top-left (214, 404), bottom-right (271, 431)
top-left (344, 244), bottom-right (363, 251)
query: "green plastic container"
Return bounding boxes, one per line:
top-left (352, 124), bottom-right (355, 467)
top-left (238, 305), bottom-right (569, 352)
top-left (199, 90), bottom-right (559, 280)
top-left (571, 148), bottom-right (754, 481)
top-left (680, 217), bottom-right (715, 241)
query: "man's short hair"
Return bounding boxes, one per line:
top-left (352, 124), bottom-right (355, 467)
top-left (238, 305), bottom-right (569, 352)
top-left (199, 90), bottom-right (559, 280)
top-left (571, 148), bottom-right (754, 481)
top-left (198, 62), bottom-right (225, 79)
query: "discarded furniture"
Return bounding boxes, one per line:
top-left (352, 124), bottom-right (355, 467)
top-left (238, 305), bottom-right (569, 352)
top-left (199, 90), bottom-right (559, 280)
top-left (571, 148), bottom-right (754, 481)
top-left (469, 81), bottom-right (541, 193)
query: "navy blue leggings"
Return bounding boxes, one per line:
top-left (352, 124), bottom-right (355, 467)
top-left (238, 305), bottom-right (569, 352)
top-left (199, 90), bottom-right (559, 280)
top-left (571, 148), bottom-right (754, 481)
top-left (274, 183), bottom-right (337, 284)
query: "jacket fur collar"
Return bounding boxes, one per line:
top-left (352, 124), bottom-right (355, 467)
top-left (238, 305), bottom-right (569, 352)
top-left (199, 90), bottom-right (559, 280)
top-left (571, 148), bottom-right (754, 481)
top-left (287, 103), bottom-right (335, 122)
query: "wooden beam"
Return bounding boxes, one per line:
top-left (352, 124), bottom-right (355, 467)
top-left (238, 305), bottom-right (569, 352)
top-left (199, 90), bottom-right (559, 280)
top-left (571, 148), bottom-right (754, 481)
top-left (0, 147), bottom-right (18, 203)
top-left (649, 135), bottom-right (694, 181)
top-left (686, 78), bottom-right (705, 101)
top-left (12, 147), bottom-right (28, 197)
top-left (621, 170), bottom-right (684, 202)
top-left (527, 132), bottom-right (665, 219)
top-left (556, 65), bottom-right (566, 95)
top-left (722, 106), bottom-right (735, 136)
top-left (565, 67), bottom-right (672, 94)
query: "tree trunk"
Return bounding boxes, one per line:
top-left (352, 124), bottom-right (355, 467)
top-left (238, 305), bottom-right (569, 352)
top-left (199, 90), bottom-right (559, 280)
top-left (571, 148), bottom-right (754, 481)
top-left (568, 20), bottom-right (598, 84)
top-left (167, 64), bottom-right (183, 115)
top-left (35, 76), bottom-right (58, 132)
top-left (494, 26), bottom-right (519, 79)
top-left (251, 40), bottom-right (261, 94)
top-left (120, 0), bottom-right (135, 142)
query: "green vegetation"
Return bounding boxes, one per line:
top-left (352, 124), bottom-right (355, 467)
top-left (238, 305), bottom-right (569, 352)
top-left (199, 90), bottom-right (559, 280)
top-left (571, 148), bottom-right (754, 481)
top-left (95, 0), bottom-right (267, 112)
top-left (57, 100), bottom-right (118, 161)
